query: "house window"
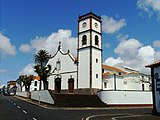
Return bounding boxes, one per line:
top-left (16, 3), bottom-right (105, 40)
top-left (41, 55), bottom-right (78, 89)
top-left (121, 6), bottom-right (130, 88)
top-left (142, 84), bottom-right (144, 91)
top-left (34, 81), bottom-right (37, 86)
top-left (34, 88), bottom-right (37, 91)
top-left (82, 35), bottom-right (87, 45)
top-left (96, 58), bottom-right (98, 63)
top-left (96, 74), bottom-right (98, 78)
top-left (104, 82), bottom-right (107, 88)
top-left (95, 35), bottom-right (99, 46)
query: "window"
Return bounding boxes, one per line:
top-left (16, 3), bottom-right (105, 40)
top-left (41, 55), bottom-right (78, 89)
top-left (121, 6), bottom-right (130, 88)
top-left (142, 84), bottom-right (144, 91)
top-left (34, 88), bottom-right (37, 91)
top-left (82, 35), bottom-right (87, 45)
top-left (104, 82), bottom-right (107, 88)
top-left (56, 59), bottom-right (61, 70)
top-left (95, 35), bottom-right (99, 46)
top-left (34, 81), bottom-right (37, 86)
top-left (102, 69), bottom-right (104, 73)
top-left (96, 58), bottom-right (98, 63)
top-left (96, 74), bottom-right (98, 78)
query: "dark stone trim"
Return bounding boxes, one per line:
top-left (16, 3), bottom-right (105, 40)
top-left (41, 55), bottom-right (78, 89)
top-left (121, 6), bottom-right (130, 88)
top-left (78, 12), bottom-right (101, 22)
top-left (90, 26), bottom-right (92, 89)
top-left (51, 71), bottom-right (77, 76)
top-left (77, 46), bottom-right (102, 51)
top-left (50, 49), bottom-right (76, 63)
top-left (78, 29), bottom-right (102, 35)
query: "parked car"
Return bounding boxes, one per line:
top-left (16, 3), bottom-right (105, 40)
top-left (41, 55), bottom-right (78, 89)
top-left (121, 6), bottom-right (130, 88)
top-left (9, 92), bottom-right (15, 96)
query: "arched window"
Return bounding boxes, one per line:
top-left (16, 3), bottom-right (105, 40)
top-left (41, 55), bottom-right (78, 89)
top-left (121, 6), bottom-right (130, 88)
top-left (95, 35), bottom-right (99, 46)
top-left (82, 35), bottom-right (87, 45)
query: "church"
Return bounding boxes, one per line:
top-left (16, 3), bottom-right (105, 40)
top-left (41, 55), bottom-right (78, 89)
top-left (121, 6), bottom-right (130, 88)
top-left (46, 12), bottom-right (102, 94)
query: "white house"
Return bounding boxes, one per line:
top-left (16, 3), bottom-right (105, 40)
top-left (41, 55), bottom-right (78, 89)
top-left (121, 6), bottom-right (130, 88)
top-left (102, 64), bottom-right (151, 91)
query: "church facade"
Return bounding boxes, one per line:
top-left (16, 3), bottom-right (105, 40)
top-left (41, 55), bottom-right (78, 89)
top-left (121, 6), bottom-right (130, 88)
top-left (47, 12), bottom-right (102, 93)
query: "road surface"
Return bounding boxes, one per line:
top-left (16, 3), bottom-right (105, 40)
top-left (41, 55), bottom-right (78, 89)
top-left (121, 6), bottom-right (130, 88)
top-left (0, 94), bottom-right (159, 120)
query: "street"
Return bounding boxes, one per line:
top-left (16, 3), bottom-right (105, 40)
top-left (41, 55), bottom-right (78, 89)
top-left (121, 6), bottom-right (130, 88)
top-left (0, 94), bottom-right (159, 120)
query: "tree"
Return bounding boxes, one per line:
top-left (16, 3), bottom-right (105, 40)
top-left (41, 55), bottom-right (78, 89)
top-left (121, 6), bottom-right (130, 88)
top-left (19, 75), bottom-right (34, 92)
top-left (34, 50), bottom-right (51, 90)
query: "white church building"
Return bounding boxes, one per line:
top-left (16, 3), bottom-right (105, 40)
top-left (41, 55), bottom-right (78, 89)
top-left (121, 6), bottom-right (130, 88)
top-left (45, 12), bottom-right (103, 94)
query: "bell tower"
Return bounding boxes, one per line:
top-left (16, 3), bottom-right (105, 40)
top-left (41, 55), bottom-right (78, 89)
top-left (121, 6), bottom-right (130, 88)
top-left (77, 12), bottom-right (102, 90)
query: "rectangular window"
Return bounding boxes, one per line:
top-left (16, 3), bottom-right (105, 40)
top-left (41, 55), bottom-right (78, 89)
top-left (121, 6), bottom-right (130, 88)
top-left (34, 81), bottom-right (37, 86)
top-left (96, 58), bottom-right (98, 63)
top-left (102, 69), bottom-right (104, 73)
top-left (104, 82), bottom-right (107, 88)
top-left (96, 74), bottom-right (98, 78)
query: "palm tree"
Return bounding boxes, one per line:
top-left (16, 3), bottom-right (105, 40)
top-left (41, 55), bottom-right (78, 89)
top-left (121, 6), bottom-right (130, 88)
top-left (34, 50), bottom-right (51, 90)
top-left (19, 75), bottom-right (34, 92)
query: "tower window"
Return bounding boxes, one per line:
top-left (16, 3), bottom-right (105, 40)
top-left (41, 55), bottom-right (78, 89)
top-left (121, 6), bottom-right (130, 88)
top-left (96, 58), bottom-right (98, 63)
top-left (102, 69), bottom-right (104, 73)
top-left (95, 35), bottom-right (99, 46)
top-left (96, 74), bottom-right (98, 78)
top-left (82, 35), bottom-right (87, 45)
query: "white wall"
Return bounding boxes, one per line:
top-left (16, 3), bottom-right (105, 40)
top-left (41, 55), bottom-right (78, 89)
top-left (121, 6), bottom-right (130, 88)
top-left (98, 90), bottom-right (152, 105)
top-left (78, 49), bottom-right (90, 88)
top-left (16, 91), bottom-right (29, 98)
top-left (31, 90), bottom-right (54, 105)
top-left (92, 48), bottom-right (102, 89)
top-left (103, 73), bottom-right (151, 91)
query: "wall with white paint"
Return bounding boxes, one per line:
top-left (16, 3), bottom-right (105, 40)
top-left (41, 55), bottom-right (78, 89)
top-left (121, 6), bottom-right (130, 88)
top-left (31, 90), bottom-right (54, 105)
top-left (16, 91), bottom-right (29, 98)
top-left (98, 90), bottom-right (152, 105)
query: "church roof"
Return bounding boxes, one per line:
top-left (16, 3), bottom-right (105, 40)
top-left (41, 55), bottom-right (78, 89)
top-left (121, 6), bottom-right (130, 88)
top-left (145, 60), bottom-right (160, 68)
top-left (102, 64), bottom-right (127, 74)
top-left (78, 11), bottom-right (101, 22)
top-left (33, 76), bottom-right (40, 81)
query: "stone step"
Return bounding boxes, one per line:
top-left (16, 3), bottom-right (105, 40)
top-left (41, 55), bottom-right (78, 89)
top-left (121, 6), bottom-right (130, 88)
top-left (48, 90), bottom-right (107, 107)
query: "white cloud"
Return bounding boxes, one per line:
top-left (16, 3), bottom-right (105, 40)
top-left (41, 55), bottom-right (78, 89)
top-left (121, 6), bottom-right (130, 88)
top-left (137, 0), bottom-right (160, 21)
top-left (19, 44), bottom-right (31, 53)
top-left (20, 29), bottom-right (77, 56)
top-left (19, 63), bottom-right (37, 76)
top-left (153, 40), bottom-right (160, 48)
top-left (104, 37), bottom-right (160, 74)
top-left (114, 38), bottom-right (142, 60)
top-left (104, 57), bottom-right (123, 66)
top-left (0, 33), bottom-right (16, 56)
top-left (102, 15), bottom-right (126, 34)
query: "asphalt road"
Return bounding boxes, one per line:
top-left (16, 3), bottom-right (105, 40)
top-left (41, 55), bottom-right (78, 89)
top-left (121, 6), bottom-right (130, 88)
top-left (0, 94), bottom-right (160, 120)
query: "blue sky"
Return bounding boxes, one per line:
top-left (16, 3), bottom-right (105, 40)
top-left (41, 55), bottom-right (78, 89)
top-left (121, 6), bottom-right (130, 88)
top-left (0, 0), bottom-right (160, 86)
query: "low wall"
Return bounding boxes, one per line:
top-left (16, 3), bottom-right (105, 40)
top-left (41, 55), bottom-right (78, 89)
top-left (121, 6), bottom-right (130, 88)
top-left (16, 91), bottom-right (29, 98)
top-left (31, 90), bottom-right (54, 105)
top-left (98, 90), bottom-right (153, 105)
